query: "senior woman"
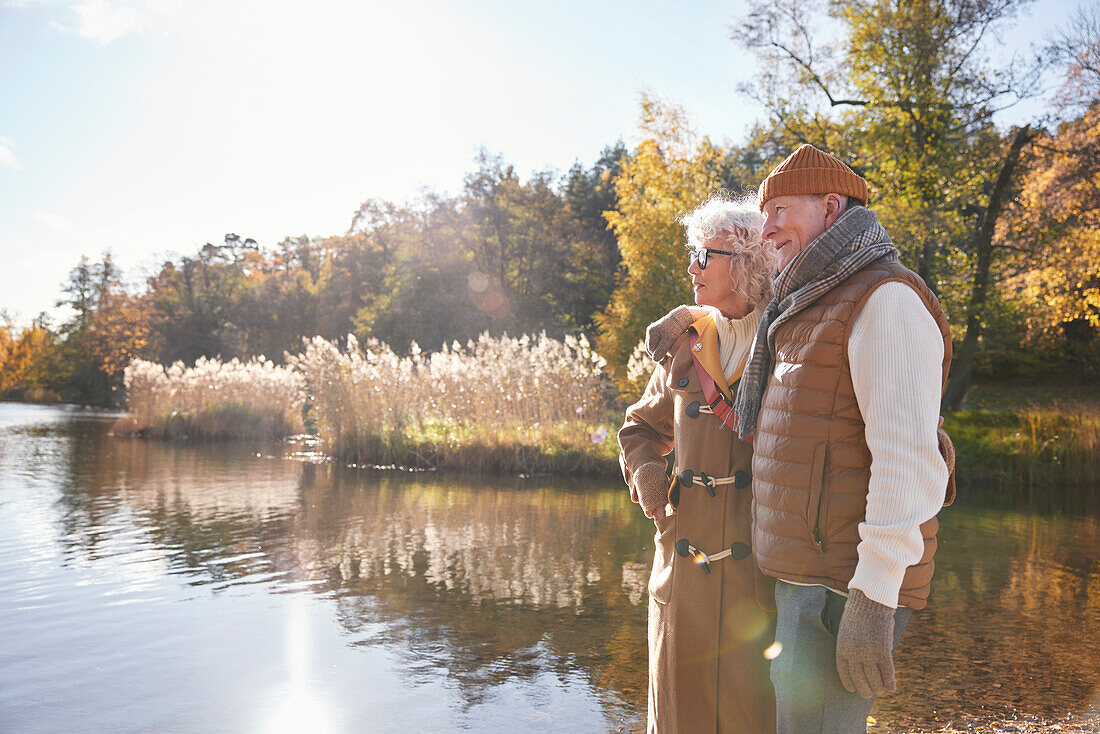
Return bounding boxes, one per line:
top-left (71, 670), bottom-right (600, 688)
top-left (618, 194), bottom-right (777, 734)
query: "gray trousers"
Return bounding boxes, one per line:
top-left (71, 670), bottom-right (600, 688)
top-left (771, 581), bottom-right (912, 734)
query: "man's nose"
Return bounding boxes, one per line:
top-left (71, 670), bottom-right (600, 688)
top-left (687, 258), bottom-right (701, 276)
top-left (761, 217), bottom-right (777, 240)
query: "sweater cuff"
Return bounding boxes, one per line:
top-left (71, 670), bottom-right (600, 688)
top-left (848, 552), bottom-right (905, 609)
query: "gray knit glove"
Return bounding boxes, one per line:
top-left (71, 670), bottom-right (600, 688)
top-left (835, 588), bottom-right (896, 698)
top-left (632, 461), bottom-right (670, 521)
top-left (644, 305), bottom-right (702, 362)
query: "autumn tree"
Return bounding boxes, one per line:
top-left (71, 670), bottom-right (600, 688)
top-left (0, 316), bottom-right (58, 400)
top-left (85, 292), bottom-right (152, 384)
top-left (25, 146), bottom-right (632, 398)
top-left (596, 95), bottom-right (725, 387)
top-left (731, 0), bottom-right (1046, 409)
top-left (996, 9), bottom-right (1100, 377)
top-left (1045, 3), bottom-right (1100, 112)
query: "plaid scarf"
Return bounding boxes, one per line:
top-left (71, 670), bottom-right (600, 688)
top-left (732, 206), bottom-right (899, 438)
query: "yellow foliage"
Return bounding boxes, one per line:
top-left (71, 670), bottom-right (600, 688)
top-left (1004, 105), bottom-right (1100, 339)
top-left (596, 95), bottom-right (724, 388)
top-left (0, 324), bottom-right (53, 392)
top-left (87, 293), bottom-right (151, 378)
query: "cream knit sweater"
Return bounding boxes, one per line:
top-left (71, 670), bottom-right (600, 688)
top-left (846, 282), bottom-right (949, 608)
top-left (708, 306), bottom-right (763, 383)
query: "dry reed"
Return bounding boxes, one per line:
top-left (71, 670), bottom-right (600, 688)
top-left (119, 332), bottom-right (619, 473)
top-left (287, 332), bottom-right (616, 473)
top-left (118, 356), bottom-right (306, 440)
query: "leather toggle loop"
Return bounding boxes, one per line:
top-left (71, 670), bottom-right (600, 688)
top-left (698, 472), bottom-right (715, 497)
top-left (733, 470), bottom-right (752, 489)
top-left (685, 401), bottom-right (701, 419)
top-left (675, 538), bottom-right (747, 571)
top-left (673, 539), bottom-right (711, 573)
top-left (679, 469), bottom-right (694, 487)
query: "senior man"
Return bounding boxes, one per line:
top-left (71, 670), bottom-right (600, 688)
top-left (731, 144), bottom-right (956, 732)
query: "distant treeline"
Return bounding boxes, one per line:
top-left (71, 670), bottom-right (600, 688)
top-left (2, 0), bottom-right (1099, 409)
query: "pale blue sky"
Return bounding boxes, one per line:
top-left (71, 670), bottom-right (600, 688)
top-left (0, 0), bottom-right (1082, 322)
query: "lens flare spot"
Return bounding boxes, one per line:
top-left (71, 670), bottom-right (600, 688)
top-left (763, 641), bottom-right (783, 660)
top-left (693, 551), bottom-right (708, 565)
top-left (590, 427), bottom-right (608, 443)
top-left (467, 271), bottom-right (489, 293)
top-left (480, 290), bottom-right (510, 319)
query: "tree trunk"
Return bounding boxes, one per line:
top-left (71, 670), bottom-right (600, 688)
top-left (918, 239), bottom-right (937, 294)
top-left (942, 126), bottom-right (1034, 412)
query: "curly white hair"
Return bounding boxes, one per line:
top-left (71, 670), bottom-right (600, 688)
top-left (680, 192), bottom-right (776, 307)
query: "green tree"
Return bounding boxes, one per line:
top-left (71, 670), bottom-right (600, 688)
top-left (147, 237), bottom-right (251, 363)
top-left (58, 255), bottom-right (96, 333)
top-left (54, 252), bottom-right (126, 403)
top-left (351, 193), bottom-right (489, 351)
top-left (560, 141), bottom-right (629, 334)
top-left (457, 150), bottom-right (577, 335)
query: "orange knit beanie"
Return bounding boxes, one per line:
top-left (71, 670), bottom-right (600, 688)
top-left (758, 143), bottom-right (869, 211)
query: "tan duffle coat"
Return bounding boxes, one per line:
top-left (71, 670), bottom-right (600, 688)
top-left (619, 314), bottom-right (776, 734)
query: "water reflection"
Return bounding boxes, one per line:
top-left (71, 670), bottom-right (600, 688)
top-left (1, 403), bottom-right (1099, 732)
top-left (883, 508), bottom-right (1100, 728)
top-left (12, 411), bottom-right (652, 729)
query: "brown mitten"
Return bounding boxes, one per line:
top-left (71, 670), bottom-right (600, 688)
top-left (632, 461), bottom-right (671, 520)
top-left (644, 306), bottom-right (700, 361)
top-left (835, 588), bottom-right (896, 699)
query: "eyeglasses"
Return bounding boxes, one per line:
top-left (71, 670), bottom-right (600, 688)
top-left (689, 248), bottom-right (735, 270)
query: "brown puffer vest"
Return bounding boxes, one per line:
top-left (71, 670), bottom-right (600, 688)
top-left (751, 261), bottom-right (951, 610)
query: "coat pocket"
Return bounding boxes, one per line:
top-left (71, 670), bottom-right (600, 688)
top-left (807, 442), bottom-right (828, 549)
top-left (648, 514), bottom-right (677, 605)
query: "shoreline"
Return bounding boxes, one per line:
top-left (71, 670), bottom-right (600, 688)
top-left (874, 712), bottom-right (1100, 733)
top-left (109, 404), bottom-right (1098, 489)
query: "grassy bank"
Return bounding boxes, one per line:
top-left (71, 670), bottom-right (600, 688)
top-left (329, 418), bottom-right (621, 475)
top-left (118, 333), bottom-right (618, 474)
top-left (945, 408), bottom-right (1100, 493)
top-left (946, 383), bottom-right (1100, 502)
top-left (1, 386), bottom-right (62, 404)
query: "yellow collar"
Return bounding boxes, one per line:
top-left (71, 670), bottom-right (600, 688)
top-left (689, 314), bottom-right (744, 399)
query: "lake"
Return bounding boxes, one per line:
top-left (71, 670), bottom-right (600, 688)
top-left (1, 402), bottom-right (1098, 732)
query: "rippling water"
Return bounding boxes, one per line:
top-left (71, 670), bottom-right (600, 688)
top-left (1, 403), bottom-right (1097, 733)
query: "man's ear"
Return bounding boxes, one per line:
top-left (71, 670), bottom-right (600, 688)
top-left (823, 193), bottom-right (845, 227)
